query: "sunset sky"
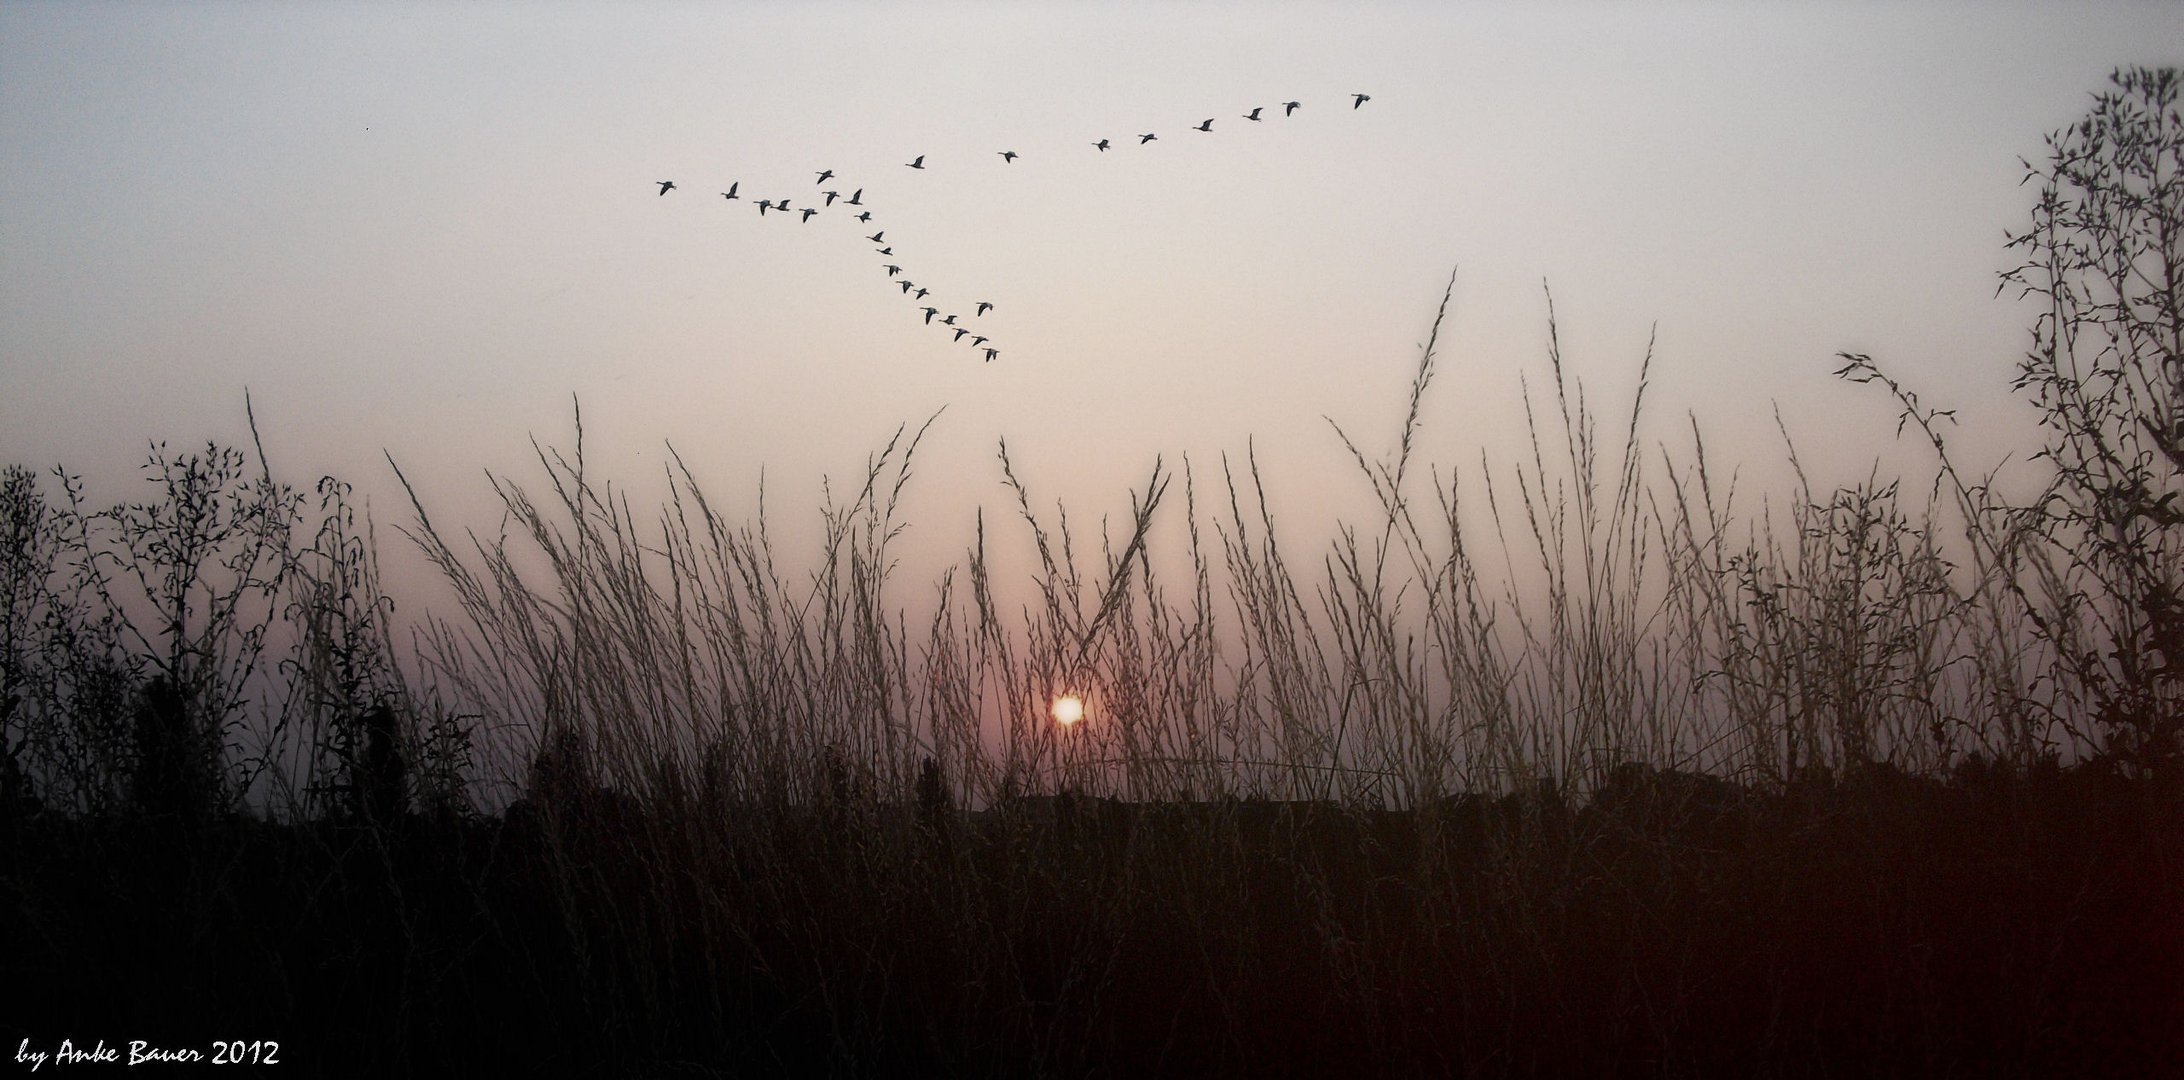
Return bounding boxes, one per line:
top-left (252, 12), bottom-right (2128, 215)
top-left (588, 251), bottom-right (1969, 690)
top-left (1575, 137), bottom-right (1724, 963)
top-left (4, 2), bottom-right (2177, 603)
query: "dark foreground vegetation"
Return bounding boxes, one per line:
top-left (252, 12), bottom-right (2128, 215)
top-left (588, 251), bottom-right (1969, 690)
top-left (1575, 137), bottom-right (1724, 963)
top-left (5, 69), bottom-right (2182, 1077)
top-left (6, 758), bottom-right (2180, 1076)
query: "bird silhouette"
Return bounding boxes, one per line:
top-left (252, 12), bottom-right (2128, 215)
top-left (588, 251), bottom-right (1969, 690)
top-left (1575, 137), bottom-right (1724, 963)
top-left (970, 335), bottom-right (987, 347)
top-left (776, 199), bottom-right (791, 212)
top-left (1352, 93), bottom-right (1371, 108)
top-left (756, 199), bottom-right (774, 215)
top-left (1244, 107), bottom-right (1263, 121)
top-left (899, 281), bottom-right (916, 294)
top-left (816, 169), bottom-right (834, 184)
top-left (983, 347), bottom-right (998, 363)
top-left (1094, 138), bottom-right (1111, 151)
top-left (921, 307), bottom-right (938, 324)
top-left (823, 190), bottom-right (840, 206)
top-left (906, 155), bottom-right (926, 169)
top-left (656, 180), bottom-right (676, 195)
top-left (722, 182), bottom-right (740, 199)
top-left (1283, 101), bottom-right (1301, 115)
top-left (914, 287), bottom-right (929, 300)
top-left (799, 207), bottom-right (818, 222)
top-left (875, 246), bottom-right (892, 255)
top-left (1194, 118), bottom-right (1214, 132)
top-left (975, 301), bottom-right (993, 316)
top-left (866, 231), bottom-right (886, 243)
top-left (885, 265), bottom-right (902, 276)
top-left (1139, 133), bottom-right (1157, 144)
top-left (953, 327), bottom-right (970, 341)
top-left (847, 188), bottom-right (864, 205)
top-left (999, 150), bottom-right (1018, 163)
top-left (941, 314), bottom-right (958, 326)
top-left (855, 211), bottom-right (873, 222)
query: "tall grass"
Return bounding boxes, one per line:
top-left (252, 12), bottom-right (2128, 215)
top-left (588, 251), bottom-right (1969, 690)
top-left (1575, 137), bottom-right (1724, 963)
top-left (2, 278), bottom-right (2173, 1078)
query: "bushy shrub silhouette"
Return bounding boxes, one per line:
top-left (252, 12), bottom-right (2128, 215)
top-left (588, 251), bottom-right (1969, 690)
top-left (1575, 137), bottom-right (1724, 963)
top-left (2002, 66), bottom-right (2182, 780)
top-left (128, 674), bottom-right (221, 826)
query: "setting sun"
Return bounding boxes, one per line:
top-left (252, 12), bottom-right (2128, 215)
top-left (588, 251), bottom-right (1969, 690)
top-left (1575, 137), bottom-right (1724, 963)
top-left (1051, 695), bottom-right (1085, 726)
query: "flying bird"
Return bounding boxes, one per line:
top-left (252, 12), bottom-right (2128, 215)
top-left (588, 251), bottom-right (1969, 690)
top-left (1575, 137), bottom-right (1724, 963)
top-left (847, 189), bottom-right (863, 205)
top-left (656, 180), bottom-right (675, 195)
top-left (970, 335), bottom-right (987, 347)
top-left (885, 265), bottom-right (902, 276)
top-left (1244, 107), bottom-right (1263, 121)
top-left (816, 169), bottom-right (834, 184)
top-left (855, 211), bottom-right (873, 222)
top-left (975, 301), bottom-right (993, 316)
top-left (941, 314), bottom-right (958, 326)
top-left (921, 307), bottom-right (938, 324)
top-left (1138, 133), bottom-right (1157, 144)
top-left (1194, 118), bottom-right (1214, 132)
top-left (756, 199), bottom-right (774, 215)
top-left (953, 328), bottom-right (970, 341)
top-left (999, 150), bottom-right (1018, 163)
top-left (983, 348), bottom-right (998, 363)
top-left (1352, 93), bottom-right (1371, 108)
top-left (899, 281), bottom-right (916, 294)
top-left (866, 231), bottom-right (885, 243)
top-left (914, 287), bottom-right (929, 299)
top-left (906, 155), bottom-right (926, 169)
top-left (721, 182), bottom-right (740, 199)
top-left (874, 246), bottom-right (892, 256)
top-left (823, 190), bottom-right (840, 206)
top-left (799, 207), bottom-right (818, 222)
top-left (1094, 139), bottom-right (1111, 151)
top-left (1283, 101), bottom-right (1301, 115)
top-left (776, 199), bottom-right (791, 212)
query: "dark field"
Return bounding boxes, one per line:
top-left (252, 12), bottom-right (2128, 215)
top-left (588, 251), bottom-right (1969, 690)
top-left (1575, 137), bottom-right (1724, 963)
top-left (6, 761), bottom-right (2178, 1077)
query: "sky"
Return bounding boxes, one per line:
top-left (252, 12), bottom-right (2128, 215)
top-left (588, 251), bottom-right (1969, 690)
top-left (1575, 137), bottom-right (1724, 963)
top-left (3, 2), bottom-right (2180, 612)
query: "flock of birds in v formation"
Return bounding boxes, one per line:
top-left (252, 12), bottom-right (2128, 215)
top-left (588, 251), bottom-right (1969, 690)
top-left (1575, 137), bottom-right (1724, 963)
top-left (651, 94), bottom-right (1373, 363)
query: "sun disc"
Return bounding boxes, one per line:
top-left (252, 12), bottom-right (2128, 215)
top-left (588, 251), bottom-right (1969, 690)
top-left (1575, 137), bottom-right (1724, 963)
top-left (1051, 695), bottom-right (1085, 726)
